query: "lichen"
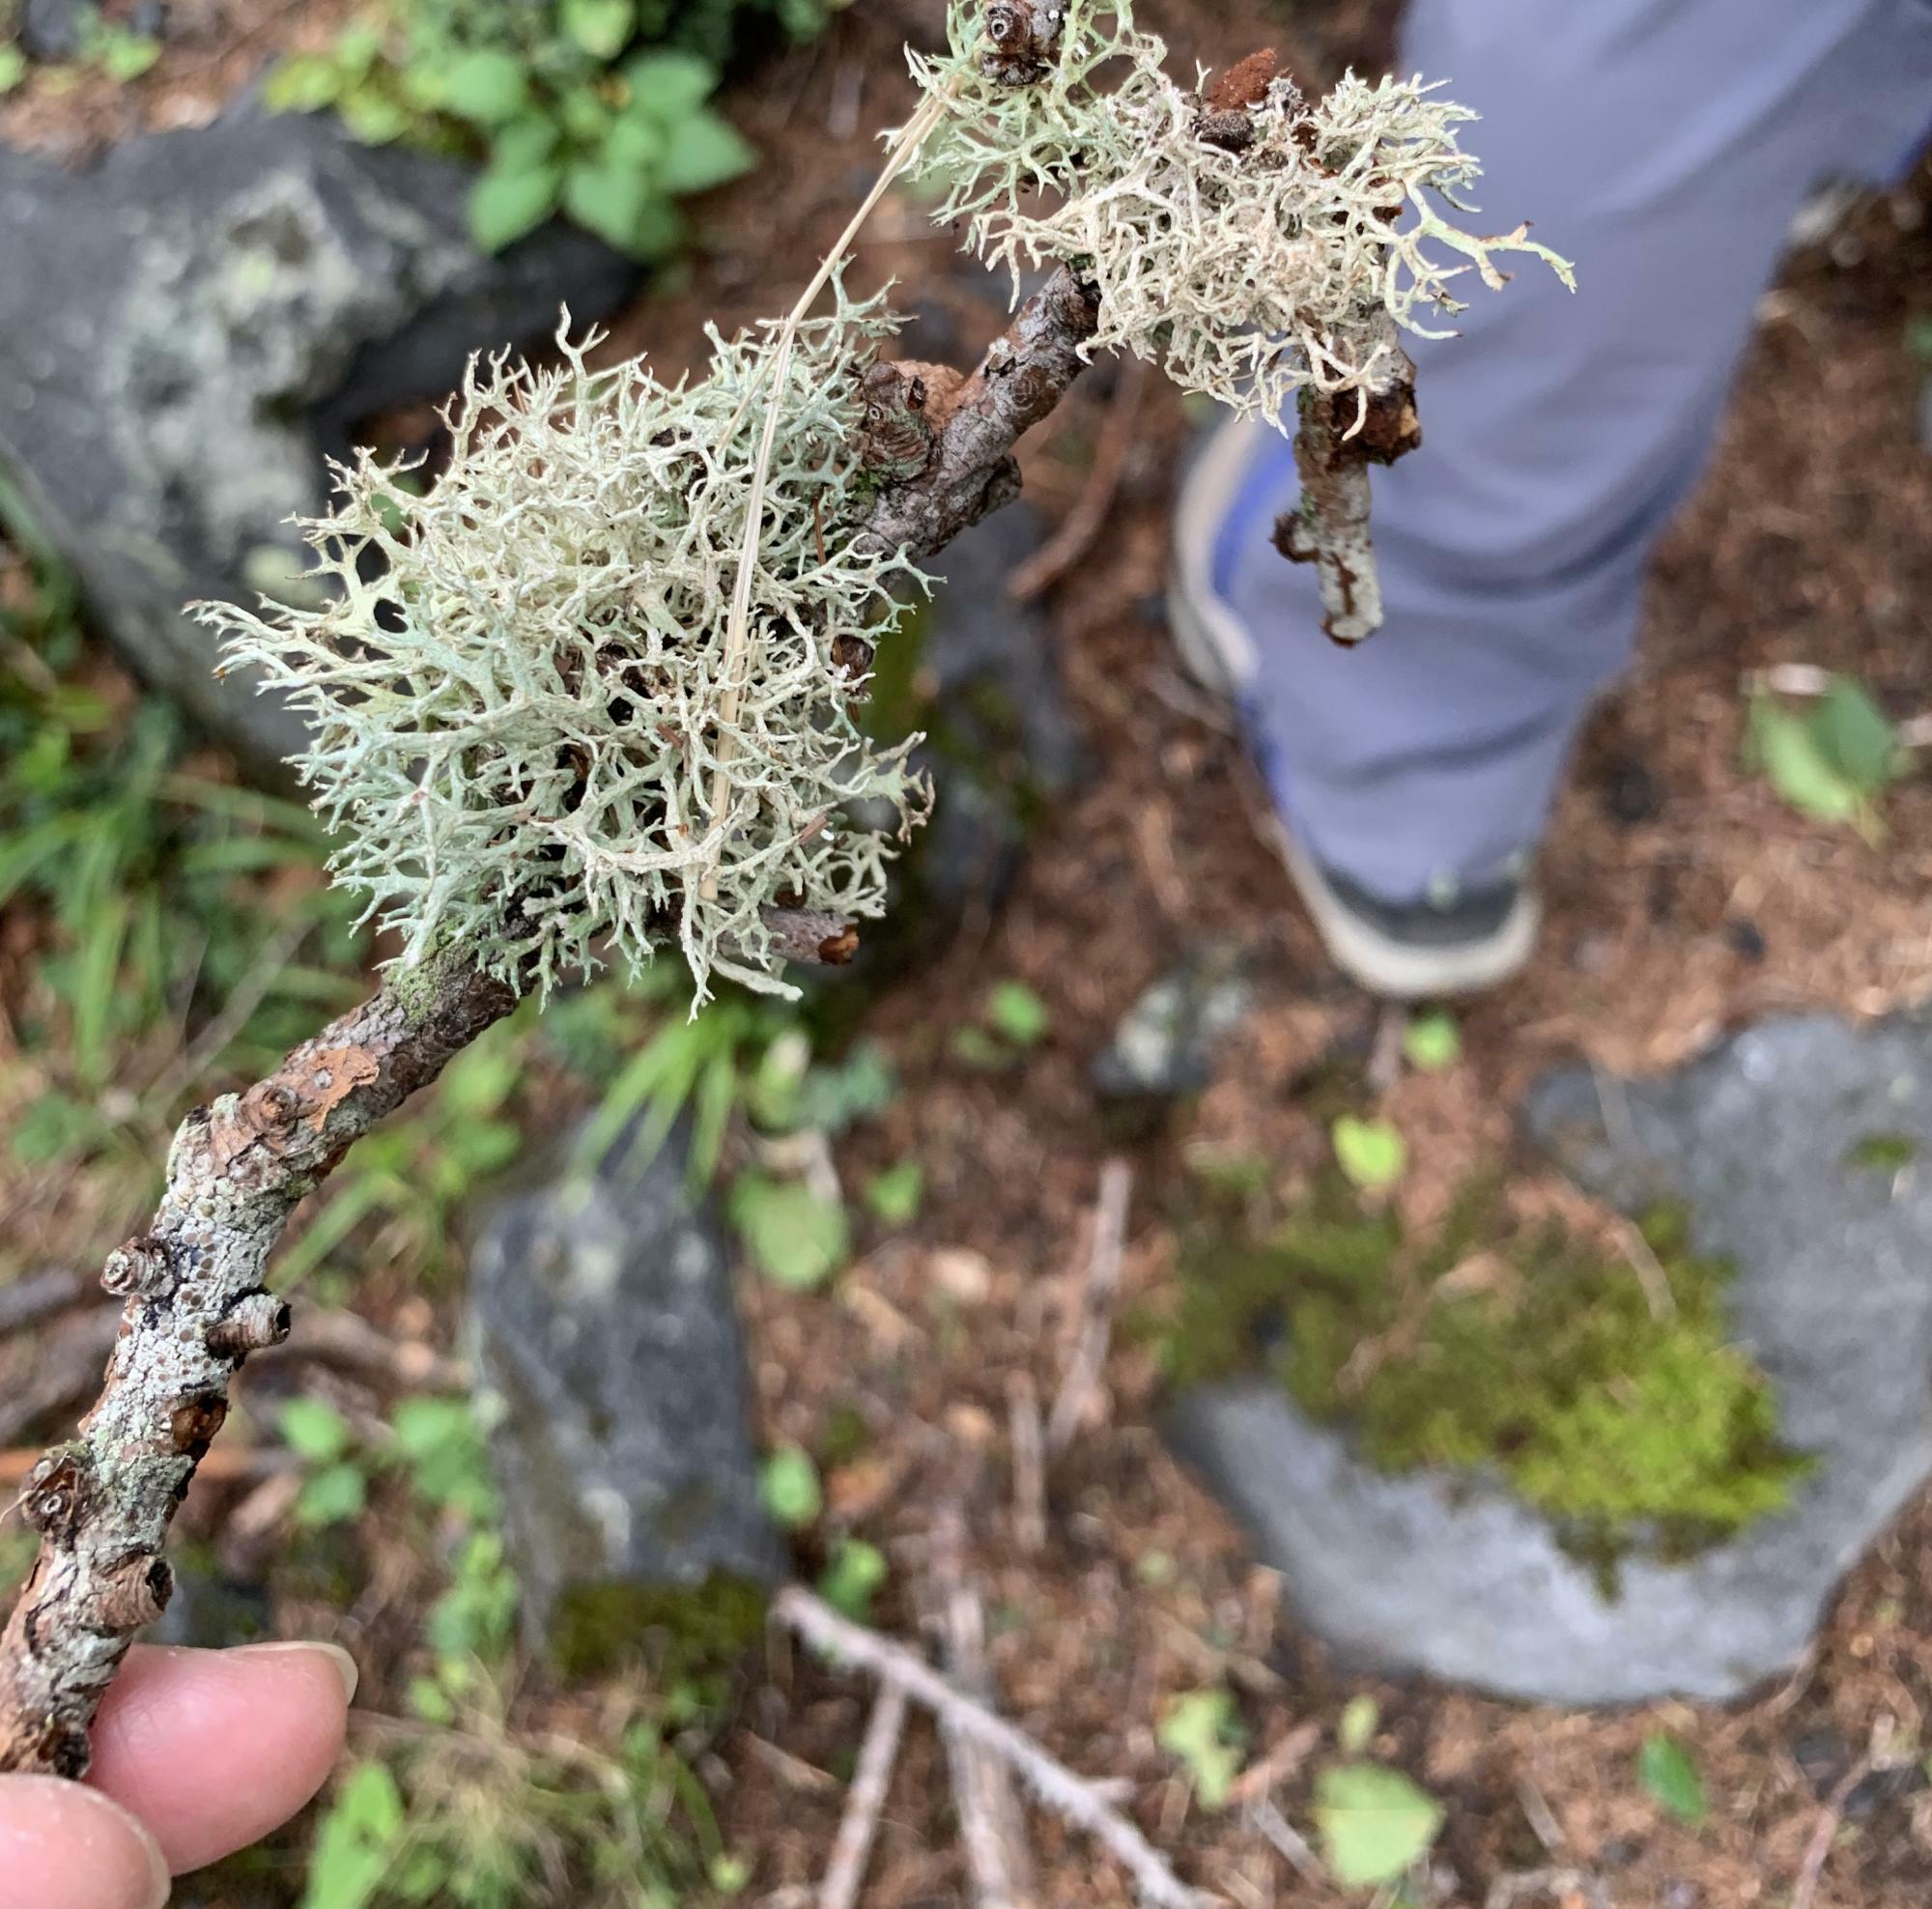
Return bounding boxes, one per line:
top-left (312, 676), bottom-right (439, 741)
top-left (200, 288), bottom-right (931, 1009)
top-left (1162, 1179), bottom-right (1811, 1571)
top-left (906, 0), bottom-right (1574, 431)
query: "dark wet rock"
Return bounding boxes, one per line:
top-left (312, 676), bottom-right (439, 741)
top-left (148, 1555), bottom-right (271, 1652)
top-left (469, 1119), bottom-right (782, 1664)
top-left (1091, 944), bottom-right (1253, 1100)
top-left (19, 0), bottom-right (87, 60)
top-left (1167, 1010), bottom-right (1932, 1704)
top-left (0, 104), bottom-right (634, 768)
top-left (846, 503), bottom-right (1086, 962)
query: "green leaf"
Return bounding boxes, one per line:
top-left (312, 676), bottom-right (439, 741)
top-left (730, 1174), bottom-right (849, 1290)
top-left (389, 1398), bottom-right (494, 1518)
top-left (1636, 1733), bottom-right (1707, 1825)
top-left (95, 30), bottom-right (160, 82)
top-left (818, 1537), bottom-right (887, 1620)
top-left (1314, 1762), bottom-right (1444, 1887)
top-left (985, 979), bottom-right (1050, 1046)
top-left (563, 156), bottom-right (655, 252)
top-left (299, 1761), bottom-right (405, 1909)
top-left (281, 1396), bottom-right (355, 1464)
top-left (442, 48), bottom-right (533, 128)
top-left (1402, 1011), bottom-right (1461, 1072)
top-left (1157, 1689), bottom-right (1244, 1810)
top-left (1812, 676), bottom-right (1901, 793)
top-left (1333, 1115), bottom-right (1406, 1191)
top-left (657, 107), bottom-right (757, 196)
top-left (623, 49), bottom-right (717, 121)
top-left (865, 1159), bottom-right (925, 1226)
top-left (562, 0), bottom-right (637, 59)
top-left (759, 1445), bottom-right (822, 1527)
top-left (336, 84), bottom-right (414, 146)
top-left (0, 46), bottom-right (27, 95)
top-left (1747, 700), bottom-right (1861, 825)
top-left (298, 1462), bottom-right (369, 1528)
top-left (603, 107), bottom-right (667, 172)
top-left (559, 84), bottom-right (613, 145)
top-left (1337, 1694), bottom-right (1379, 1757)
top-left (468, 161), bottom-right (563, 252)
top-left (491, 113), bottom-right (562, 174)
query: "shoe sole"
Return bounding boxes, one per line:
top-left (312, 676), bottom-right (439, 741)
top-left (1167, 414), bottom-right (1268, 699)
top-left (1169, 419), bottom-right (1539, 1000)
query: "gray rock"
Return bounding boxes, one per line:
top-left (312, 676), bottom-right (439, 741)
top-left (848, 503), bottom-right (1085, 955)
top-left (19, 0), bottom-right (87, 61)
top-left (1168, 1010), bottom-right (1932, 1704)
top-left (0, 105), bottom-right (635, 768)
top-left (469, 1119), bottom-right (783, 1661)
top-left (1091, 944), bottom-right (1252, 1099)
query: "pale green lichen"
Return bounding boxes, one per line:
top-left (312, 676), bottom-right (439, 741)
top-left (1163, 1182), bottom-right (1811, 1572)
top-left (201, 288), bottom-right (930, 1006)
top-left (907, 0), bottom-right (1574, 430)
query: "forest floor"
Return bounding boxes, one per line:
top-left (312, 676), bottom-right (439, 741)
top-left (3, 1), bottom-right (1932, 1904)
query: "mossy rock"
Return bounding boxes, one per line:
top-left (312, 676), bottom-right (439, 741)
top-left (1160, 1176), bottom-right (1810, 1576)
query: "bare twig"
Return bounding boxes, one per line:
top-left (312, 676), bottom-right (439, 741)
top-left (1008, 357), bottom-right (1147, 603)
top-left (928, 1501), bottom-right (1036, 1905)
top-left (819, 1678), bottom-right (910, 1909)
top-left (775, 1586), bottom-right (1208, 1909)
top-left (1484, 1868), bottom-right (1608, 1909)
top-left (1272, 313), bottom-right (1421, 645)
top-left (1046, 1158), bottom-right (1133, 1458)
top-left (1227, 1722), bottom-right (1320, 1807)
top-left (1007, 1373), bottom-right (1046, 1554)
top-left (855, 269), bottom-right (1101, 567)
top-left (0, 942), bottom-right (519, 1776)
top-left (1791, 1752), bottom-right (1875, 1909)
top-left (1246, 1796), bottom-right (1323, 1883)
top-left (0, 1267), bottom-right (92, 1338)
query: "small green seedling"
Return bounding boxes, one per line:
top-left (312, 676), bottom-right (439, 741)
top-left (1636, 1732), bottom-right (1707, 1825)
top-left (1313, 1760), bottom-right (1444, 1888)
top-left (1157, 1687), bottom-right (1245, 1810)
top-left (1333, 1115), bottom-right (1406, 1192)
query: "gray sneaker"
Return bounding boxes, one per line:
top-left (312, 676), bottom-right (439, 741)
top-left (1169, 416), bottom-right (1541, 999)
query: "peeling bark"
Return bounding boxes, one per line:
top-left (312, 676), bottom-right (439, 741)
top-left (1273, 313), bottom-right (1423, 645)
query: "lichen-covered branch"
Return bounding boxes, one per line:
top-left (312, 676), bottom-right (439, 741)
top-left (1273, 314), bottom-right (1423, 644)
top-left (0, 272), bottom-right (1100, 1778)
top-left (0, 941), bottom-right (518, 1776)
top-left (854, 265), bottom-right (1100, 563)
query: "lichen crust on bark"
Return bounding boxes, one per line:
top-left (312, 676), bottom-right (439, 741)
top-left (0, 943), bottom-right (517, 1776)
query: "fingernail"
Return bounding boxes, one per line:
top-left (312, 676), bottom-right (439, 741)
top-left (230, 1640), bottom-right (359, 1705)
top-left (0, 1775), bottom-right (172, 1909)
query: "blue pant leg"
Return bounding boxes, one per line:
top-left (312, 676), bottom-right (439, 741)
top-left (1223, 0), bottom-right (1932, 902)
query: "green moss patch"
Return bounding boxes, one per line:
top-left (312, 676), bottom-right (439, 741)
top-left (1163, 1179), bottom-right (1811, 1571)
top-left (549, 1573), bottom-right (769, 1683)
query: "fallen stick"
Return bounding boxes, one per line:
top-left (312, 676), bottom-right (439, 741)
top-left (1791, 1752), bottom-right (1874, 1909)
top-left (819, 1677), bottom-right (910, 1909)
top-left (1045, 1158), bottom-right (1133, 1458)
top-left (1007, 1373), bottom-right (1046, 1554)
top-left (0, 1267), bottom-right (92, 1338)
top-left (1007, 356), bottom-right (1147, 604)
top-left (928, 1501), bottom-right (1036, 1906)
top-left (775, 1586), bottom-right (1208, 1909)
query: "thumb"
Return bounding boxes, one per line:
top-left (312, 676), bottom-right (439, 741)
top-left (0, 1774), bottom-right (170, 1909)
